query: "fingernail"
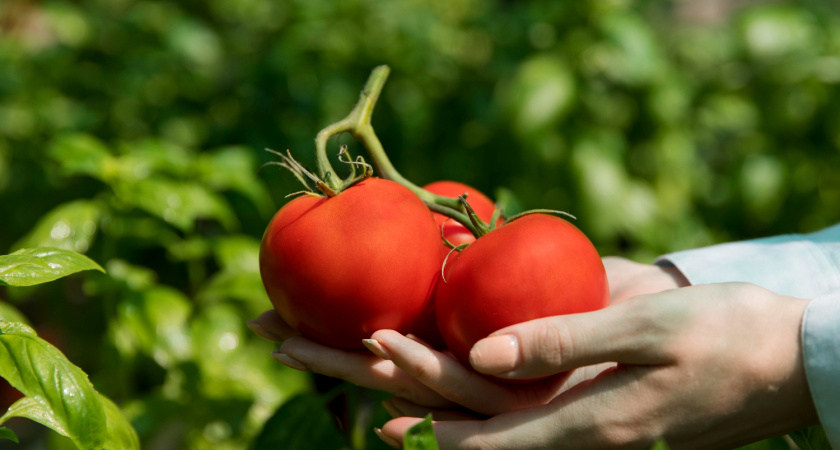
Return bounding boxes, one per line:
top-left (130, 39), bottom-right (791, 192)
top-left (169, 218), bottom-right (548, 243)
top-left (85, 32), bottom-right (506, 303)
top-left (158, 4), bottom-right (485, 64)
top-left (469, 334), bottom-right (520, 375)
top-left (382, 399), bottom-right (403, 418)
top-left (271, 351), bottom-right (307, 371)
top-left (374, 428), bottom-right (401, 449)
top-left (247, 320), bottom-right (283, 342)
top-left (362, 338), bottom-right (392, 360)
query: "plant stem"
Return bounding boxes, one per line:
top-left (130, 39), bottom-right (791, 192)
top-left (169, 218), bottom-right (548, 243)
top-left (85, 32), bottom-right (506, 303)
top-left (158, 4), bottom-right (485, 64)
top-left (313, 65), bottom-right (486, 237)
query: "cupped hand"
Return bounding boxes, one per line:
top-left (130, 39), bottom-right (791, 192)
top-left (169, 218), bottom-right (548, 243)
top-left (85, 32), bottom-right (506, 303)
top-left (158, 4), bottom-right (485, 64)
top-left (380, 283), bottom-right (817, 449)
top-left (248, 309), bottom-right (611, 415)
top-left (247, 257), bottom-right (689, 416)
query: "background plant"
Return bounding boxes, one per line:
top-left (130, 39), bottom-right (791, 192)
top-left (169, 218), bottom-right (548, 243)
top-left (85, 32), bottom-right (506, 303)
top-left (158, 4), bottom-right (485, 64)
top-left (1, 0), bottom-right (838, 448)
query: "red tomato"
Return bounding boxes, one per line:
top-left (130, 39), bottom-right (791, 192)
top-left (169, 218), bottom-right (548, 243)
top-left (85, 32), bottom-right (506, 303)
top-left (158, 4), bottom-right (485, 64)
top-left (423, 181), bottom-right (497, 246)
top-left (434, 213), bottom-right (609, 366)
top-left (409, 181), bottom-right (498, 348)
top-left (259, 178), bottom-right (443, 349)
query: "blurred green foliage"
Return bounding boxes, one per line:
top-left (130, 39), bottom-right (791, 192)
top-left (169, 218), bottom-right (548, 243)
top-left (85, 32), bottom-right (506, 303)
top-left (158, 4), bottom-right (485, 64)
top-left (1, 0), bottom-right (839, 448)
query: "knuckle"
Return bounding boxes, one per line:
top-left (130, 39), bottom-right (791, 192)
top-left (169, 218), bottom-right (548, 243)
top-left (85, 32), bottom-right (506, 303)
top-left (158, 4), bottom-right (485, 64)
top-left (529, 320), bottom-right (574, 368)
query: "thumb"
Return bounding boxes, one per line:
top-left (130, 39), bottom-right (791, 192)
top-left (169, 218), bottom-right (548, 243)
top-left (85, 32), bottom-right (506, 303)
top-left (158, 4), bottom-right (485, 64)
top-left (469, 298), bottom-right (670, 379)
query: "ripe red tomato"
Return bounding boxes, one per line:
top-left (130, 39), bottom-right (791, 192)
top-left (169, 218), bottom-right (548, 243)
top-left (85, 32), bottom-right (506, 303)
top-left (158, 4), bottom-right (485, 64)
top-left (434, 213), bottom-right (609, 366)
top-left (409, 181), bottom-right (498, 348)
top-left (423, 181), bottom-right (497, 246)
top-left (259, 178), bottom-right (443, 349)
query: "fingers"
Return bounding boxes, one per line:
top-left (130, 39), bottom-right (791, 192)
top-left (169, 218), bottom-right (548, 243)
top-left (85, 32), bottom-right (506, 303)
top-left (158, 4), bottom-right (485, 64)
top-left (470, 299), bottom-right (672, 379)
top-left (383, 397), bottom-right (478, 421)
top-left (247, 310), bottom-right (299, 342)
top-left (379, 366), bottom-right (662, 450)
top-left (368, 330), bottom-right (559, 416)
top-left (278, 336), bottom-right (453, 408)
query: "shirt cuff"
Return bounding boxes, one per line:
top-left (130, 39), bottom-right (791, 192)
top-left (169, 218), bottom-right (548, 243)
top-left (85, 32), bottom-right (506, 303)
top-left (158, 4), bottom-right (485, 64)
top-left (656, 234), bottom-right (840, 299)
top-left (801, 291), bottom-right (840, 449)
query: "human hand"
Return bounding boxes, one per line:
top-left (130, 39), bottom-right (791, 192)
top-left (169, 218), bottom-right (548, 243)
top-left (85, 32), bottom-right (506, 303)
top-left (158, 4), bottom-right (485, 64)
top-left (246, 257), bottom-right (688, 415)
top-left (379, 283), bottom-right (817, 449)
top-left (602, 256), bottom-right (689, 303)
top-left (248, 310), bottom-right (610, 415)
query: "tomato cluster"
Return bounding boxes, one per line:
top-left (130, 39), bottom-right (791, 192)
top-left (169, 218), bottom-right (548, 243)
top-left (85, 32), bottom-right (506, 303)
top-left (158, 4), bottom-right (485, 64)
top-left (259, 176), bottom-right (609, 370)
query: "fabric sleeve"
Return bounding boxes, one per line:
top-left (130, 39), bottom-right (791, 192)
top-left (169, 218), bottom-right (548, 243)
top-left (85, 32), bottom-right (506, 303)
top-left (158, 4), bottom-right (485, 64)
top-left (657, 222), bottom-right (840, 447)
top-left (801, 290), bottom-right (840, 448)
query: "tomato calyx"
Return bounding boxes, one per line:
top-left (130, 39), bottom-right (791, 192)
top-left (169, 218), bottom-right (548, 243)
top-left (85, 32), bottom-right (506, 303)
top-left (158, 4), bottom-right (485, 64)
top-left (263, 147), bottom-right (373, 198)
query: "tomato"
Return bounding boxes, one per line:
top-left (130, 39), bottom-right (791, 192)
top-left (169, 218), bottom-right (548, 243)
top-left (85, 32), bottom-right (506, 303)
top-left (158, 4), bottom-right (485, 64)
top-left (423, 181), bottom-right (497, 246)
top-left (408, 181), bottom-right (498, 348)
top-left (434, 213), bottom-right (609, 366)
top-left (259, 178), bottom-right (443, 349)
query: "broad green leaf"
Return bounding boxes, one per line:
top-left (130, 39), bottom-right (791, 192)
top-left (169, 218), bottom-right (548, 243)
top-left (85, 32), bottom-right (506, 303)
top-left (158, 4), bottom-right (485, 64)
top-left (0, 427), bottom-right (18, 443)
top-left (501, 55), bottom-right (575, 137)
top-left (251, 393), bottom-right (347, 450)
top-left (0, 247), bottom-right (105, 287)
top-left (404, 415), bottom-right (438, 450)
top-left (101, 396), bottom-right (141, 450)
top-left (114, 286), bottom-right (193, 367)
top-left (115, 139), bottom-right (193, 180)
top-left (113, 177), bottom-right (238, 232)
top-left (198, 146), bottom-right (275, 217)
top-left (48, 133), bottom-right (116, 180)
top-left (12, 200), bottom-right (101, 253)
top-left (790, 426), bottom-right (831, 450)
top-left (213, 235), bottom-right (261, 273)
top-left (198, 271), bottom-right (268, 315)
top-left (0, 301), bottom-right (28, 324)
top-left (0, 322), bottom-right (106, 449)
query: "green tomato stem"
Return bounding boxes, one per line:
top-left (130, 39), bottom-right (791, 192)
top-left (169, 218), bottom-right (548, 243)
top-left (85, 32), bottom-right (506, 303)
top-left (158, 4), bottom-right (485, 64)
top-left (313, 65), bottom-right (487, 237)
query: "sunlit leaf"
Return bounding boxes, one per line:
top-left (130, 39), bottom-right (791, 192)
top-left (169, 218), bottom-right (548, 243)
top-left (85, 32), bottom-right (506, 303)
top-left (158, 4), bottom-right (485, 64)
top-left (113, 177), bottom-right (238, 232)
top-left (198, 146), bottom-right (275, 217)
top-left (101, 396), bottom-right (141, 450)
top-left (12, 200), bottom-right (101, 253)
top-left (48, 133), bottom-right (116, 180)
top-left (115, 286), bottom-right (193, 367)
top-left (501, 54), bottom-right (576, 137)
top-left (404, 415), bottom-right (438, 450)
top-left (0, 322), bottom-right (106, 449)
top-left (0, 248), bottom-right (105, 287)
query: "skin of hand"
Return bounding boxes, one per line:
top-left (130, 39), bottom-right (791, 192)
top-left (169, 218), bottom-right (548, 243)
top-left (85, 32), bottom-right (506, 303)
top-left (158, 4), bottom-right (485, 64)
top-left (379, 282), bottom-right (818, 450)
top-left (247, 258), bottom-right (689, 417)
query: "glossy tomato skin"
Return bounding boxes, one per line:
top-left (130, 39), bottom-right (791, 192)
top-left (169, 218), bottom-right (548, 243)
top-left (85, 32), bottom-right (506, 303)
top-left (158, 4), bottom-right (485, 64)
top-left (434, 214), bottom-right (609, 365)
top-left (259, 178), bottom-right (442, 349)
top-left (410, 181), bottom-right (497, 348)
top-left (423, 181), bottom-right (496, 246)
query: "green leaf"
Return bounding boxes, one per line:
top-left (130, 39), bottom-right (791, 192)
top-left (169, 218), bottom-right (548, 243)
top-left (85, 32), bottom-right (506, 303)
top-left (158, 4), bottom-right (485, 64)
top-left (649, 439), bottom-right (670, 450)
top-left (198, 146), bottom-right (275, 217)
top-left (404, 414), bottom-right (439, 450)
top-left (113, 177), bottom-right (238, 232)
top-left (790, 426), bottom-right (832, 450)
top-left (0, 247), bottom-right (105, 287)
top-left (0, 427), bottom-right (18, 443)
top-left (0, 300), bottom-right (28, 324)
top-left (113, 286), bottom-right (193, 367)
top-left (12, 200), bottom-right (101, 253)
top-left (101, 396), bottom-right (141, 450)
top-left (213, 235), bottom-right (261, 273)
top-left (48, 133), bottom-right (116, 180)
top-left (0, 322), bottom-right (106, 448)
top-left (251, 393), bottom-right (348, 450)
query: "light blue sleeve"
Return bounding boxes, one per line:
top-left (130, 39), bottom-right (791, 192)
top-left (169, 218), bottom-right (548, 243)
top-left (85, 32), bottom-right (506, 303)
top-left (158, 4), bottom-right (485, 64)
top-left (657, 223), bottom-right (840, 448)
